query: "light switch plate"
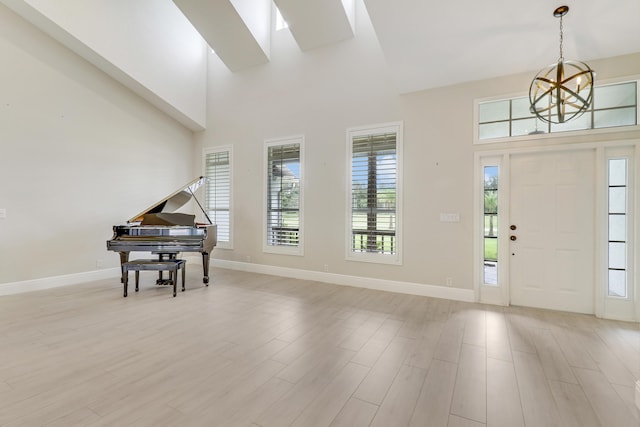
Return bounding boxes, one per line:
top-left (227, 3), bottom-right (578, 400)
top-left (440, 213), bottom-right (460, 222)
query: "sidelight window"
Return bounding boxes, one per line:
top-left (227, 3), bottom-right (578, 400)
top-left (607, 158), bottom-right (629, 298)
top-left (483, 166), bottom-right (499, 286)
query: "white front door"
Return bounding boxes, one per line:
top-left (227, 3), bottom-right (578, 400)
top-left (509, 149), bottom-right (595, 314)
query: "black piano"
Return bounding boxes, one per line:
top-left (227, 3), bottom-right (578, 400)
top-left (107, 176), bottom-right (217, 284)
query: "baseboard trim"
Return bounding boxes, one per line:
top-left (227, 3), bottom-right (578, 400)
top-left (0, 268), bottom-right (121, 296)
top-left (209, 259), bottom-right (475, 302)
top-left (1, 260), bottom-right (475, 303)
top-left (636, 380), bottom-right (640, 411)
top-left (6, 261), bottom-right (635, 324)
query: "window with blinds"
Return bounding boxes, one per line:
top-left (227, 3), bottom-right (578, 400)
top-left (264, 137), bottom-right (303, 255)
top-left (347, 122), bottom-right (402, 264)
top-left (204, 146), bottom-right (232, 248)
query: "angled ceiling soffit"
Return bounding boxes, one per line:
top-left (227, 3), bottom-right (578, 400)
top-left (274, 0), bottom-right (354, 51)
top-left (173, 0), bottom-right (271, 71)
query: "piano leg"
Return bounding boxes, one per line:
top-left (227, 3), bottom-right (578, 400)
top-left (202, 251), bottom-right (210, 285)
top-left (119, 252), bottom-right (130, 283)
top-left (156, 253), bottom-right (176, 285)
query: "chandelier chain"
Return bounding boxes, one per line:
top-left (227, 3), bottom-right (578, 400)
top-left (530, 5), bottom-right (594, 124)
top-left (558, 15), bottom-right (564, 61)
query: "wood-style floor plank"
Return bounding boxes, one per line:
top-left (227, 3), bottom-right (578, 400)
top-left (0, 269), bottom-right (638, 426)
top-left (512, 350), bottom-right (564, 426)
top-left (450, 344), bottom-right (487, 424)
top-left (485, 310), bottom-right (512, 362)
top-left (369, 364), bottom-right (427, 427)
top-left (329, 397), bottom-right (378, 427)
top-left (530, 328), bottom-right (578, 384)
top-left (290, 362), bottom-right (369, 427)
top-left (548, 379), bottom-right (600, 427)
top-left (574, 366), bottom-right (639, 427)
top-left (409, 359), bottom-right (458, 427)
top-left (352, 336), bottom-right (415, 405)
top-left (447, 414), bottom-right (486, 427)
top-left (255, 348), bottom-right (355, 427)
top-left (486, 357), bottom-right (524, 427)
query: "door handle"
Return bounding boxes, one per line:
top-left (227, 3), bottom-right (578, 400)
top-left (510, 235), bottom-right (517, 241)
top-left (510, 225), bottom-right (517, 230)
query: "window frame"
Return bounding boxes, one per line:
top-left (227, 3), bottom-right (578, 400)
top-left (203, 145), bottom-right (233, 249)
top-left (345, 121), bottom-right (403, 265)
top-left (483, 164), bottom-right (500, 287)
top-left (263, 135), bottom-right (304, 256)
top-left (605, 148), bottom-right (635, 301)
top-left (475, 154), bottom-right (509, 306)
top-left (474, 78), bottom-right (640, 145)
top-left (597, 144), bottom-right (637, 321)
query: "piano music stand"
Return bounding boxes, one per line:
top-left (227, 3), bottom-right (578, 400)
top-left (106, 176), bottom-right (217, 286)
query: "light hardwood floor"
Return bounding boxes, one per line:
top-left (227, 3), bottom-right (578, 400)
top-left (0, 268), bottom-right (638, 426)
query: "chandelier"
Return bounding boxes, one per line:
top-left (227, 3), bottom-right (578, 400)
top-left (529, 5), bottom-right (594, 124)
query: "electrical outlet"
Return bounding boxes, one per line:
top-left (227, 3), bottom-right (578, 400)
top-left (245, 255), bottom-right (251, 263)
top-left (446, 277), bottom-right (453, 286)
top-left (0, 208), bottom-right (6, 219)
top-left (96, 259), bottom-right (104, 268)
top-left (323, 264), bottom-right (329, 272)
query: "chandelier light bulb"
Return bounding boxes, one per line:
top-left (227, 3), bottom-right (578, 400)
top-left (529, 6), bottom-right (595, 124)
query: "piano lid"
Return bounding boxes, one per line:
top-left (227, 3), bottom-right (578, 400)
top-left (128, 176), bottom-right (212, 224)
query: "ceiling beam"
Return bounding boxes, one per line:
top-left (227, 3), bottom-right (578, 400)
top-left (173, 0), bottom-right (271, 72)
top-left (274, 0), bottom-right (354, 51)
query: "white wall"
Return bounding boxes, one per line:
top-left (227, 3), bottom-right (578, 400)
top-left (197, 1), bottom-right (640, 292)
top-left (1, 0), bottom-right (638, 297)
top-left (0, 0), bottom-right (208, 130)
top-left (0, 4), bottom-right (195, 284)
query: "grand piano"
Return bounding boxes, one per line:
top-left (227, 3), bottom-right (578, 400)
top-left (107, 176), bottom-right (217, 284)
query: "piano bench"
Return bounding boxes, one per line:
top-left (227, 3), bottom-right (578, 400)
top-left (122, 259), bottom-right (186, 297)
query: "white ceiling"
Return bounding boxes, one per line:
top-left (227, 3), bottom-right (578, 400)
top-left (363, 0), bottom-right (640, 93)
top-left (3, 0), bottom-right (638, 129)
top-left (173, 0), bottom-right (640, 94)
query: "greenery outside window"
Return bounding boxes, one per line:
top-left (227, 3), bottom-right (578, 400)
top-left (484, 166), bottom-right (498, 286)
top-left (264, 137), bottom-right (303, 255)
top-left (347, 122), bottom-right (403, 265)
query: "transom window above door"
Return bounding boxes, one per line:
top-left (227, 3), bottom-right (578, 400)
top-left (476, 80), bottom-right (638, 142)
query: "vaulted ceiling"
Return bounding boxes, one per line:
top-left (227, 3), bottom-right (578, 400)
top-left (2, 0), bottom-right (639, 129)
top-left (174, 0), bottom-right (640, 93)
top-left (172, 0), bottom-right (357, 71)
top-left (364, 0), bottom-right (640, 93)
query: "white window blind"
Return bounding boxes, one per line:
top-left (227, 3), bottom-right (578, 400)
top-left (204, 147), bottom-right (231, 247)
top-left (265, 139), bottom-right (302, 254)
top-left (347, 123), bottom-right (402, 264)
